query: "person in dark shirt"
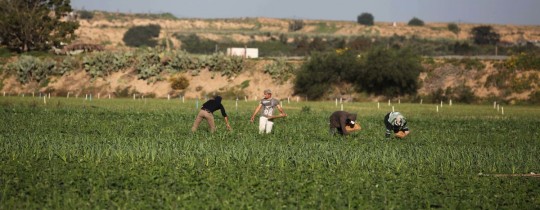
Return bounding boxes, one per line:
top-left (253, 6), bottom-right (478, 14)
top-left (191, 96), bottom-right (231, 133)
top-left (384, 112), bottom-right (409, 138)
top-left (329, 111), bottom-right (358, 136)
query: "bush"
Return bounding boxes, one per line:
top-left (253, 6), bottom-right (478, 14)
top-left (78, 10), bottom-right (94, 20)
top-left (264, 58), bottom-right (296, 84)
top-left (169, 74), bottom-right (189, 90)
top-left (356, 47), bottom-right (423, 97)
top-left (357, 13), bottom-right (374, 26)
top-left (123, 24), bottom-right (161, 47)
top-left (174, 34), bottom-right (218, 54)
top-left (83, 52), bottom-right (133, 79)
top-left (289, 20), bottom-right (305, 32)
top-left (408, 17), bottom-right (425, 26)
top-left (528, 91), bottom-right (540, 105)
top-left (8, 56), bottom-right (59, 84)
top-left (429, 88), bottom-right (447, 103)
top-left (114, 86), bottom-right (139, 98)
top-left (471, 25), bottom-right (500, 45)
top-left (454, 85), bottom-right (476, 104)
top-left (447, 23), bottom-right (460, 35)
top-left (294, 50), bottom-right (361, 100)
top-left (135, 52), bottom-right (163, 80)
top-left (504, 52), bottom-right (540, 71)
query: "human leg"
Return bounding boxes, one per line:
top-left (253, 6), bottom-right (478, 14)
top-left (258, 117), bottom-right (268, 134)
top-left (265, 120), bottom-right (274, 134)
top-left (191, 110), bottom-right (205, 132)
top-left (205, 112), bottom-right (216, 132)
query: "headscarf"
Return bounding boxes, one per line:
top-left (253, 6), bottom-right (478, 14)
top-left (388, 112), bottom-right (406, 126)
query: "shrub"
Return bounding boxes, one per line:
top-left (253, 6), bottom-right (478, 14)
top-left (294, 50), bottom-right (361, 100)
top-left (169, 74), bottom-right (190, 90)
top-left (114, 86), bottom-right (139, 98)
top-left (504, 52), bottom-right (540, 71)
top-left (289, 20), bottom-right (305, 32)
top-left (408, 17), bottom-right (425, 26)
top-left (471, 25), bottom-right (500, 45)
top-left (8, 56), bottom-right (58, 84)
top-left (263, 58), bottom-right (296, 84)
top-left (83, 52), bottom-right (133, 79)
top-left (454, 85), bottom-right (476, 104)
top-left (429, 88), bottom-right (447, 103)
top-left (78, 10), bottom-right (94, 20)
top-left (528, 91), bottom-right (540, 105)
top-left (447, 23), bottom-right (460, 35)
top-left (357, 13), bottom-right (374, 26)
top-left (309, 37), bottom-right (327, 52)
top-left (174, 34), bottom-right (218, 54)
top-left (356, 47), bottom-right (423, 97)
top-left (123, 24), bottom-right (161, 47)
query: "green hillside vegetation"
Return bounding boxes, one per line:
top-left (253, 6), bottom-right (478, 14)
top-left (1, 10), bottom-right (540, 104)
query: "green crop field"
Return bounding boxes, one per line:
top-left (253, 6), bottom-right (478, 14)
top-left (1, 96), bottom-right (539, 209)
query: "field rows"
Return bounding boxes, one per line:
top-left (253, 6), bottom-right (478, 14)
top-left (1, 97), bottom-right (539, 209)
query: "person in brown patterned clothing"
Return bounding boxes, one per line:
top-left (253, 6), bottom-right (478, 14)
top-left (329, 111), bottom-right (358, 136)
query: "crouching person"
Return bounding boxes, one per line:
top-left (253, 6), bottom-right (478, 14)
top-left (191, 95), bottom-right (231, 133)
top-left (329, 111), bottom-right (358, 136)
top-left (384, 112), bottom-right (409, 138)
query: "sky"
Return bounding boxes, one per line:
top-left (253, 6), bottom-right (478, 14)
top-left (71, 0), bottom-right (540, 25)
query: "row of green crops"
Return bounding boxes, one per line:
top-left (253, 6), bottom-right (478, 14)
top-left (1, 97), bottom-right (539, 209)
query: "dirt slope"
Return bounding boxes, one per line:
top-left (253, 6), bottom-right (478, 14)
top-left (2, 13), bottom-right (540, 101)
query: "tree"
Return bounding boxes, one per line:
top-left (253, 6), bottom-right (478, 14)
top-left (78, 10), bottom-right (94, 20)
top-left (357, 13), bottom-right (374, 26)
top-left (447, 23), bottom-right (460, 37)
top-left (294, 51), bottom-right (361, 100)
top-left (408, 17), bottom-right (425, 26)
top-left (123, 24), bottom-right (161, 48)
top-left (0, 0), bottom-right (79, 52)
top-left (356, 47), bottom-right (423, 97)
top-left (471, 25), bottom-right (500, 45)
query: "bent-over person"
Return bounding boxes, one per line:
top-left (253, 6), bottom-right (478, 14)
top-left (329, 111), bottom-right (358, 136)
top-left (191, 96), bottom-right (231, 133)
top-left (384, 112), bottom-right (409, 138)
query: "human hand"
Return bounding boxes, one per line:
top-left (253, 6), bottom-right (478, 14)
top-left (395, 131), bottom-right (406, 138)
top-left (226, 124), bottom-right (232, 131)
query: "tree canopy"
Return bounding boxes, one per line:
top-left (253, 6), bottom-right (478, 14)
top-left (0, 0), bottom-right (79, 52)
top-left (357, 13), bottom-right (374, 26)
top-left (293, 51), bottom-right (360, 100)
top-left (408, 17), bottom-right (425, 26)
top-left (356, 47), bottom-right (423, 97)
top-left (294, 47), bottom-right (423, 99)
top-left (471, 25), bottom-right (500, 45)
top-left (123, 24), bottom-right (161, 48)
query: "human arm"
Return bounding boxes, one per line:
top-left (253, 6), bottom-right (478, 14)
top-left (400, 122), bottom-right (410, 137)
top-left (339, 115), bottom-right (349, 135)
top-left (218, 104), bottom-right (231, 130)
top-left (224, 116), bottom-right (232, 130)
top-left (383, 113), bottom-right (392, 138)
top-left (276, 104), bottom-right (287, 117)
top-left (250, 104), bottom-right (262, 123)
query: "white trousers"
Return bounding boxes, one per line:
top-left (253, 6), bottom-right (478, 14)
top-left (259, 116), bottom-right (274, 134)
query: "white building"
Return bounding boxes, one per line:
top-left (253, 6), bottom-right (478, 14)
top-left (226, 48), bottom-right (259, 58)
